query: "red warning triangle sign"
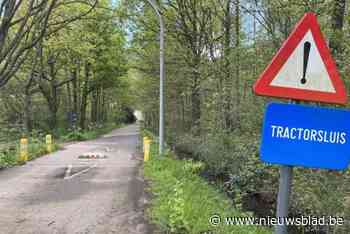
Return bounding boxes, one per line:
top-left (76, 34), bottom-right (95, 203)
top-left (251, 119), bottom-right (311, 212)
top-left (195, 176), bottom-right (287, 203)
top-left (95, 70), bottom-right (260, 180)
top-left (253, 13), bottom-right (347, 104)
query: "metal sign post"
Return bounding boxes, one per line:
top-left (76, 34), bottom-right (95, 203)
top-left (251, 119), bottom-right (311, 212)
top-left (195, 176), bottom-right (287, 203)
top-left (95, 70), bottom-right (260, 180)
top-left (275, 99), bottom-right (294, 234)
top-left (253, 12), bottom-right (349, 234)
top-left (275, 100), bottom-right (296, 234)
top-left (275, 166), bottom-right (293, 234)
top-left (261, 102), bottom-right (350, 233)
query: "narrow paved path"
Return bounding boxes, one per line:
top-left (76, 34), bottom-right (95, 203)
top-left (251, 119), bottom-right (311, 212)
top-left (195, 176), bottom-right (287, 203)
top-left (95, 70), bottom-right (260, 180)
top-left (0, 124), bottom-right (149, 234)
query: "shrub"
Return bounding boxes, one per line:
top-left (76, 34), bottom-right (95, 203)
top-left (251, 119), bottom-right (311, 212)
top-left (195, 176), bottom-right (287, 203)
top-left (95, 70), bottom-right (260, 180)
top-left (62, 123), bottom-right (120, 141)
top-left (0, 136), bottom-right (59, 168)
top-left (28, 137), bottom-right (51, 160)
top-left (0, 151), bottom-right (17, 168)
top-left (62, 128), bottom-right (91, 141)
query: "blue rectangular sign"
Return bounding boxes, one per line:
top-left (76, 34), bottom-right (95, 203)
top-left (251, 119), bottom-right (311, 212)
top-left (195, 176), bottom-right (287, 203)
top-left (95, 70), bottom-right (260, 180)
top-left (261, 102), bottom-right (350, 170)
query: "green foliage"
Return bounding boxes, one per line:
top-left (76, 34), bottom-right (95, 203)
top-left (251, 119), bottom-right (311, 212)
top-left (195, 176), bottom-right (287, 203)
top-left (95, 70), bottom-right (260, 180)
top-left (173, 130), bottom-right (350, 233)
top-left (0, 136), bottom-right (59, 168)
top-left (182, 159), bottom-right (204, 174)
top-left (144, 136), bottom-right (271, 234)
top-left (292, 169), bottom-right (350, 233)
top-left (0, 151), bottom-right (18, 168)
top-left (0, 0), bottom-right (130, 138)
top-left (0, 122), bottom-right (123, 170)
top-left (62, 129), bottom-right (92, 141)
top-left (28, 138), bottom-right (49, 161)
top-left (131, 1), bottom-right (350, 232)
top-left (174, 130), bottom-right (279, 204)
top-left (62, 123), bottom-right (121, 141)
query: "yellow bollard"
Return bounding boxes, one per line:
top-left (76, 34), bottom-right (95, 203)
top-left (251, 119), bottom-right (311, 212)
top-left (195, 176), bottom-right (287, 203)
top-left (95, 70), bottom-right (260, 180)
top-left (46, 134), bottom-right (52, 153)
top-left (143, 136), bottom-right (148, 153)
top-left (20, 138), bottom-right (28, 162)
top-left (144, 138), bottom-right (151, 162)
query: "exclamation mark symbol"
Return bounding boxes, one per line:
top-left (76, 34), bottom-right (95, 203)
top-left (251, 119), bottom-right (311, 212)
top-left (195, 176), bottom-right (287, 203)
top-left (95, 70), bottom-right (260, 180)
top-left (301, 41), bottom-right (311, 84)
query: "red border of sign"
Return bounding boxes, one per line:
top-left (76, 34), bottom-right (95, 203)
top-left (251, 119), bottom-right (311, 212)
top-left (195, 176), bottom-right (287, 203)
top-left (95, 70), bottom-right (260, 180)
top-left (253, 13), bottom-right (347, 104)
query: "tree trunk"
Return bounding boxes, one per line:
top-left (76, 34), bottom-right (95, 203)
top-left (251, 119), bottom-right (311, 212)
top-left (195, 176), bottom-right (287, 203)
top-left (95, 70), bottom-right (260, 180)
top-left (181, 95), bottom-right (185, 132)
top-left (234, 0), bottom-right (240, 128)
top-left (66, 82), bottom-right (72, 112)
top-left (191, 83), bottom-right (200, 130)
top-left (49, 62), bottom-right (59, 130)
top-left (222, 0), bottom-right (234, 131)
top-left (49, 105), bottom-right (58, 130)
top-left (191, 57), bottom-right (201, 133)
top-left (23, 91), bottom-right (32, 135)
top-left (329, 0), bottom-right (346, 56)
top-left (101, 88), bottom-right (106, 122)
top-left (91, 89), bottom-right (98, 124)
top-left (80, 95), bottom-right (88, 129)
top-left (72, 67), bottom-right (79, 124)
top-left (23, 70), bottom-right (36, 135)
top-left (80, 63), bottom-right (90, 129)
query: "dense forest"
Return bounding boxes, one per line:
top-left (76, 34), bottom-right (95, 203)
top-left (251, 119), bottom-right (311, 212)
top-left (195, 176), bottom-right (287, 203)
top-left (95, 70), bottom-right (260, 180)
top-left (0, 0), bottom-right (133, 145)
top-left (124, 0), bottom-right (350, 233)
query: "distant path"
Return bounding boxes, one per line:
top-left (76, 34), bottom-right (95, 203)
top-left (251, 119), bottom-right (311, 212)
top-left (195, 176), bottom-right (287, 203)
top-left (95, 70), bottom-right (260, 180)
top-left (0, 124), bottom-right (150, 234)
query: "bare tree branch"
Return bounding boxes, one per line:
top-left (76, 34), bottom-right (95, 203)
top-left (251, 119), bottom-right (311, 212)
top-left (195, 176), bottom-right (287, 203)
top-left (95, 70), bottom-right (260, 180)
top-left (0, 0), bottom-right (98, 88)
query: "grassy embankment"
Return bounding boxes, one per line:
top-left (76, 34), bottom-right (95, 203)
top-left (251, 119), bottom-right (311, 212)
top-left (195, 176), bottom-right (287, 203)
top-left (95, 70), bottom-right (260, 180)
top-left (143, 131), bottom-right (272, 234)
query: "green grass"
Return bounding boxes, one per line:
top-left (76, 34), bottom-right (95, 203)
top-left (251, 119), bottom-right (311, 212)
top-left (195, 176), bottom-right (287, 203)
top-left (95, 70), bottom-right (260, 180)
top-left (144, 135), bottom-right (272, 234)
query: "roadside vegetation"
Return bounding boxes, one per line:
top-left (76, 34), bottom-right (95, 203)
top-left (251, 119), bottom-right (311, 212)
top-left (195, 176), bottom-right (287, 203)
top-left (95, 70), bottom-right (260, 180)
top-left (0, 1), bottom-right (134, 168)
top-left (0, 136), bottom-right (59, 169)
top-left (60, 122), bottom-right (124, 141)
top-left (1, 0), bottom-right (350, 233)
top-left (128, 1), bottom-right (350, 233)
top-left (144, 131), bottom-right (271, 234)
top-left (0, 122), bottom-right (129, 169)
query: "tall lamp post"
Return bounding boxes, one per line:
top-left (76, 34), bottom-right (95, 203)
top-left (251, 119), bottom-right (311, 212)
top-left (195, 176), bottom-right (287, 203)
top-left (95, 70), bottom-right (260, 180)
top-left (145, 0), bottom-right (164, 155)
